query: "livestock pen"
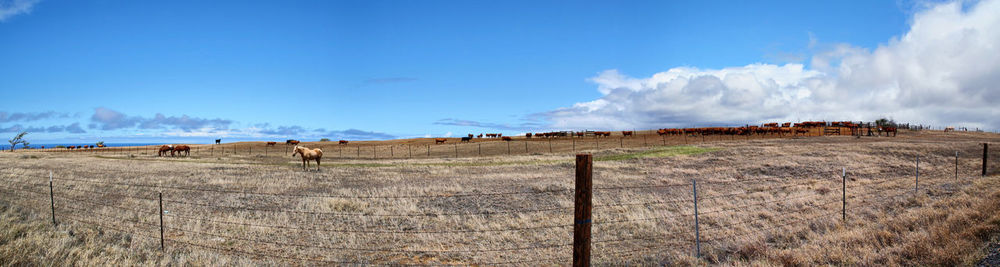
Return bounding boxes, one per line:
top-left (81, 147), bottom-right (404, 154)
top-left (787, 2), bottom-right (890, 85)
top-left (2, 131), bottom-right (999, 265)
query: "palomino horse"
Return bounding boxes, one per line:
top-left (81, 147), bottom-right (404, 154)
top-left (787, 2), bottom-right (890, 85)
top-left (292, 145), bottom-right (323, 171)
top-left (172, 145), bottom-right (191, 157)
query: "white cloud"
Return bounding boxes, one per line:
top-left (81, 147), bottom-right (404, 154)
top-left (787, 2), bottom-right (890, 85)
top-left (544, 0), bottom-right (1000, 130)
top-left (0, 0), bottom-right (40, 21)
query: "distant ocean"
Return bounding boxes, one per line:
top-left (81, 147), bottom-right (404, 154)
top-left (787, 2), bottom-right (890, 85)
top-left (1, 143), bottom-right (166, 150)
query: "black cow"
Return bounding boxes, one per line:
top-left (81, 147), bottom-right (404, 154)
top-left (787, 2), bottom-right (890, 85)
top-left (461, 136), bottom-right (473, 142)
top-left (215, 139), bottom-right (221, 144)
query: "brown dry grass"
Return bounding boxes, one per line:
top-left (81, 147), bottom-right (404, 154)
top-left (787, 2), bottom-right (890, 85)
top-left (1, 130), bottom-right (999, 266)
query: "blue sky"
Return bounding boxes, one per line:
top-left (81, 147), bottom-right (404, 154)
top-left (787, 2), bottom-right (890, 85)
top-left (3, 0), bottom-right (998, 144)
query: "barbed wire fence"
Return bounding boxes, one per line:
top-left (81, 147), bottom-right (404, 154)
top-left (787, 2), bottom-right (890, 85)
top-left (0, 143), bottom-right (994, 265)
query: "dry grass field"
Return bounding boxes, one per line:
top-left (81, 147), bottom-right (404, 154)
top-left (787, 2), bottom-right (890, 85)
top-left (2, 129), bottom-right (1000, 266)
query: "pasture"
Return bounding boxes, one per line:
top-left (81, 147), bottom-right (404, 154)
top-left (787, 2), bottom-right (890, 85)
top-left (1, 130), bottom-right (1000, 265)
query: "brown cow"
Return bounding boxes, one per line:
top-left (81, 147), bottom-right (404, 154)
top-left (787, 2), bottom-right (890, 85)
top-left (288, 140), bottom-right (300, 145)
top-left (172, 145), bottom-right (190, 157)
top-left (501, 136), bottom-right (513, 141)
top-left (266, 141), bottom-right (277, 146)
top-left (435, 138), bottom-right (447, 144)
top-left (158, 145), bottom-right (173, 157)
top-left (621, 131), bottom-right (633, 137)
top-left (525, 133), bottom-right (532, 138)
top-left (339, 140), bottom-right (349, 144)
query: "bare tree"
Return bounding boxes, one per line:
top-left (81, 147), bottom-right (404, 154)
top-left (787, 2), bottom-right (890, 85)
top-left (8, 131), bottom-right (28, 152)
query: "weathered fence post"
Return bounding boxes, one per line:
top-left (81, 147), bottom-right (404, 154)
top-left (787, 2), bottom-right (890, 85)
top-left (620, 137), bottom-right (623, 148)
top-left (842, 167), bottom-right (846, 221)
top-left (573, 139), bottom-right (576, 152)
top-left (478, 143), bottom-right (481, 156)
top-left (159, 191), bottom-right (164, 251)
top-left (426, 145), bottom-right (430, 157)
top-left (693, 179), bottom-right (701, 258)
top-left (357, 146), bottom-right (361, 158)
top-left (984, 143), bottom-right (989, 177)
top-left (391, 145), bottom-right (394, 158)
top-left (507, 141), bottom-right (510, 155)
top-left (549, 139), bottom-right (552, 153)
top-left (573, 154), bottom-right (592, 267)
top-left (525, 141), bottom-right (528, 153)
top-left (454, 144), bottom-right (458, 158)
top-left (915, 155), bottom-right (920, 194)
top-left (49, 171), bottom-right (57, 227)
top-left (956, 151), bottom-right (959, 180)
top-left (408, 145), bottom-right (412, 158)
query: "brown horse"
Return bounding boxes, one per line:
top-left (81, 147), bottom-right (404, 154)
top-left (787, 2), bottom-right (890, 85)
top-left (158, 145), bottom-right (173, 157)
top-left (292, 146), bottom-right (323, 171)
top-left (171, 145), bottom-right (190, 157)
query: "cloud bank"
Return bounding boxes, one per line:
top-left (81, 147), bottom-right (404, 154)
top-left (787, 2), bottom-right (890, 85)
top-left (89, 107), bottom-right (233, 132)
top-left (0, 0), bottom-right (40, 21)
top-left (542, 0), bottom-right (1000, 130)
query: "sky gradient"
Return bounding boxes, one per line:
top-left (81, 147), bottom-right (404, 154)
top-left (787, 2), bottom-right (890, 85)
top-left (2, 0), bottom-right (997, 144)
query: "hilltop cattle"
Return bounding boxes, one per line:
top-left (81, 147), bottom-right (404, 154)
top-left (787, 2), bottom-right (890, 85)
top-left (339, 140), bottom-right (349, 144)
top-left (461, 136), bottom-right (473, 142)
top-left (287, 140), bottom-right (300, 145)
top-left (266, 142), bottom-right (277, 146)
top-left (621, 131), bottom-right (633, 137)
top-left (292, 146), bottom-right (323, 171)
top-left (216, 139), bottom-right (221, 144)
top-left (501, 136), bottom-right (513, 141)
top-left (435, 138), bottom-right (447, 144)
top-left (593, 131), bottom-right (611, 137)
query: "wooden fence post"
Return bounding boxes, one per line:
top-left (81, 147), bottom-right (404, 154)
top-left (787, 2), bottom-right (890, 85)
top-left (984, 143), bottom-right (989, 177)
top-left (478, 143), bottom-right (482, 156)
top-left (693, 179), bottom-right (700, 258)
top-left (427, 145), bottom-right (430, 157)
top-left (525, 141), bottom-right (528, 153)
top-left (391, 145), bottom-right (394, 158)
top-left (573, 154), bottom-right (592, 267)
top-left (49, 171), bottom-right (57, 227)
top-left (549, 139), bottom-right (553, 153)
top-left (159, 191), bottom-right (164, 251)
top-left (915, 156), bottom-right (919, 194)
top-left (408, 145), bottom-right (412, 158)
top-left (842, 167), bottom-right (846, 221)
top-left (454, 144), bottom-right (458, 158)
top-left (956, 151), bottom-right (959, 180)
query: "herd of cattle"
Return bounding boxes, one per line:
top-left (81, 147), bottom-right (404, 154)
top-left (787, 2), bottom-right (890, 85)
top-left (651, 121), bottom-right (897, 137)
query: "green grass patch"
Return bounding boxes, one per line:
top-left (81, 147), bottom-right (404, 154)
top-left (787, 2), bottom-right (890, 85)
top-left (595, 146), bottom-right (721, 161)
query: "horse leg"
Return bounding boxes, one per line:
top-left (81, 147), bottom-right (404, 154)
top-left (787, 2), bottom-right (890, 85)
top-left (302, 158), bottom-right (307, 171)
top-left (315, 158), bottom-right (320, 171)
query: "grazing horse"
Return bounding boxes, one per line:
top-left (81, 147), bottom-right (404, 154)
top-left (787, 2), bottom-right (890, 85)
top-left (291, 146), bottom-right (323, 171)
top-left (172, 145), bottom-right (191, 157)
top-left (215, 139), bottom-right (221, 144)
top-left (339, 140), bottom-right (349, 145)
top-left (435, 138), bottom-right (447, 144)
top-left (461, 136), bottom-right (473, 142)
top-left (266, 142), bottom-right (277, 146)
top-left (158, 145), bottom-right (174, 157)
